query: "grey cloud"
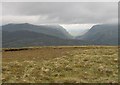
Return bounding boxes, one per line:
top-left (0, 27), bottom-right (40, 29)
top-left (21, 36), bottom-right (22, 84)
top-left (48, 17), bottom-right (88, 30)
top-left (2, 2), bottom-right (118, 24)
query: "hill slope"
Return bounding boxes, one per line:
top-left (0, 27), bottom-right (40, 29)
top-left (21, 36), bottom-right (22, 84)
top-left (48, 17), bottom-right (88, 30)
top-left (77, 24), bottom-right (118, 45)
top-left (2, 23), bottom-right (72, 39)
top-left (2, 30), bottom-right (90, 48)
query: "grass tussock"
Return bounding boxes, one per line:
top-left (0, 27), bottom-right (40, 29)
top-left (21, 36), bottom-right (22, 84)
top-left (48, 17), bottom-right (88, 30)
top-left (2, 46), bottom-right (118, 83)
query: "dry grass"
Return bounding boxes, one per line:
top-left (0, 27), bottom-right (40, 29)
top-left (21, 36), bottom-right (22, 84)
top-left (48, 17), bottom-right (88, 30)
top-left (2, 46), bottom-right (118, 83)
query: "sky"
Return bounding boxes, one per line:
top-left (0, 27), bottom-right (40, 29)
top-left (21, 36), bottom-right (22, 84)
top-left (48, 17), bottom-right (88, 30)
top-left (1, 2), bottom-right (118, 36)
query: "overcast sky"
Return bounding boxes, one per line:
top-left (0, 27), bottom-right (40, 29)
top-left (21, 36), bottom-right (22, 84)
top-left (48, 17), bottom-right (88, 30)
top-left (2, 2), bottom-right (118, 24)
top-left (1, 2), bottom-right (118, 36)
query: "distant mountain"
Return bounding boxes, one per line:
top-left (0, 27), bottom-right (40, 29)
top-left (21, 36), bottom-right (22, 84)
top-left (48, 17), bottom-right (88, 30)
top-left (2, 23), bottom-right (72, 39)
top-left (2, 23), bottom-right (118, 48)
top-left (2, 30), bottom-right (90, 48)
top-left (76, 24), bottom-right (118, 45)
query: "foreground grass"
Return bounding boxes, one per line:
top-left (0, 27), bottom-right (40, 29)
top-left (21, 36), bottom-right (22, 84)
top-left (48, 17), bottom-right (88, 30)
top-left (2, 46), bottom-right (118, 83)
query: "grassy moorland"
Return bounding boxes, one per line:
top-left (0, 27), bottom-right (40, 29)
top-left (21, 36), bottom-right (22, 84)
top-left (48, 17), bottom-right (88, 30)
top-left (2, 46), bottom-right (118, 83)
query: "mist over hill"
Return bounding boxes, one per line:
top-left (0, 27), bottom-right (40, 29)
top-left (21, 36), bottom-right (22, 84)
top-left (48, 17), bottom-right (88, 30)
top-left (2, 23), bottom-right (118, 48)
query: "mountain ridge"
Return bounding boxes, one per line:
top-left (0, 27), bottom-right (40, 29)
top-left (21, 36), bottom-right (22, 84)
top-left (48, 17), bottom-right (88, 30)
top-left (2, 23), bottom-right (118, 48)
top-left (2, 23), bottom-right (73, 39)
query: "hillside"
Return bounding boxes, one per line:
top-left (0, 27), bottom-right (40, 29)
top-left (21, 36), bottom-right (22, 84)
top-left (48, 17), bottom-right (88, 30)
top-left (2, 30), bottom-right (90, 48)
top-left (2, 23), bottom-right (72, 39)
top-left (77, 24), bottom-right (118, 45)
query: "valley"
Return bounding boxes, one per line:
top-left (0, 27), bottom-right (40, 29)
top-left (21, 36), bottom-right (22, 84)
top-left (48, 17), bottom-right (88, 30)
top-left (2, 23), bottom-right (118, 48)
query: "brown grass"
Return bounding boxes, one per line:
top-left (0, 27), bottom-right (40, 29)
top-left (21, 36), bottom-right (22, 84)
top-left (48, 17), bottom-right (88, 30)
top-left (2, 46), bottom-right (118, 83)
